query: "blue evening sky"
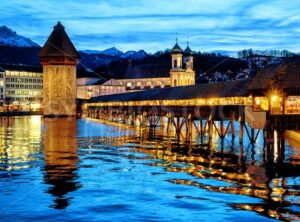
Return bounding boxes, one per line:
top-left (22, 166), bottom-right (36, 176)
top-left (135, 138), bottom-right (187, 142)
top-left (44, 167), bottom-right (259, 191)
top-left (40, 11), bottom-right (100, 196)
top-left (1, 0), bottom-right (300, 52)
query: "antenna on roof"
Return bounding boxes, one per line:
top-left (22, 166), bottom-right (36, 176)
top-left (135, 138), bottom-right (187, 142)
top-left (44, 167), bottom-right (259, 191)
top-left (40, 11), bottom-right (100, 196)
top-left (187, 35), bottom-right (189, 47)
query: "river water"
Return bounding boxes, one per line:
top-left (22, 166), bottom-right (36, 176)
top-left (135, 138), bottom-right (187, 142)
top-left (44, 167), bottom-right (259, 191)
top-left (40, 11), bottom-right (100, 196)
top-left (0, 116), bottom-right (299, 221)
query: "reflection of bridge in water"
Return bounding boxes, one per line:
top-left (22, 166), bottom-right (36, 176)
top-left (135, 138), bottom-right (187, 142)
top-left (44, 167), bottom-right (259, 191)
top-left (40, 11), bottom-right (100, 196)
top-left (84, 61), bottom-right (300, 220)
top-left (85, 76), bottom-right (300, 161)
top-left (82, 125), bottom-right (300, 221)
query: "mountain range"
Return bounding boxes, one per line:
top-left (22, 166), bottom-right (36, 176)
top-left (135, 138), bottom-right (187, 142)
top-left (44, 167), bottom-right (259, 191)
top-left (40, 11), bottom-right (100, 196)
top-left (0, 25), bottom-right (148, 68)
top-left (0, 26), bottom-right (39, 47)
top-left (0, 25), bottom-right (247, 81)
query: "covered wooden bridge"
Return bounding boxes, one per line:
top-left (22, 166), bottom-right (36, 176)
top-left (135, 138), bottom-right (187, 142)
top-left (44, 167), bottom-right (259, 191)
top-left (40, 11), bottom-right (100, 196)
top-left (85, 60), bottom-right (300, 145)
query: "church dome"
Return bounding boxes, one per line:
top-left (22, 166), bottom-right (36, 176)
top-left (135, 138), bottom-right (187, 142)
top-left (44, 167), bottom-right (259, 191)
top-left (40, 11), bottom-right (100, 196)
top-left (184, 46), bottom-right (192, 55)
top-left (172, 43), bottom-right (183, 54)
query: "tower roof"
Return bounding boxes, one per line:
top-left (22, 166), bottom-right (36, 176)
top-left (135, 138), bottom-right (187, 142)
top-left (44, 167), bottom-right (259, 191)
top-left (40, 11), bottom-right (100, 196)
top-left (39, 22), bottom-right (79, 60)
top-left (172, 43), bottom-right (183, 54)
top-left (184, 46), bottom-right (192, 55)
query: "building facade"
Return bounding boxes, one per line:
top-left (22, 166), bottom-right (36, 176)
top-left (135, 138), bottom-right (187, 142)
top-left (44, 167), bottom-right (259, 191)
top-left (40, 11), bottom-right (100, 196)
top-left (0, 64), bottom-right (43, 111)
top-left (78, 41), bottom-right (196, 99)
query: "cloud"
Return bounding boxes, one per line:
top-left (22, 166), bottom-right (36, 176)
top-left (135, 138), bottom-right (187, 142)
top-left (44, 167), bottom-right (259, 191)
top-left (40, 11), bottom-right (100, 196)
top-left (0, 0), bottom-right (300, 52)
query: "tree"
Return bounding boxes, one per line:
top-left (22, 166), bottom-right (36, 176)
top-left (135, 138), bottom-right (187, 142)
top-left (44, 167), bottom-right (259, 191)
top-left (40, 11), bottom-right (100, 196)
top-left (4, 97), bottom-right (14, 112)
top-left (26, 97), bottom-right (34, 111)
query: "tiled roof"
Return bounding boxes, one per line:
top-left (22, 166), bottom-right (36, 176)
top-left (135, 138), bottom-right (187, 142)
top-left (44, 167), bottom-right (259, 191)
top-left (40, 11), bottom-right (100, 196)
top-left (172, 43), bottom-right (183, 54)
top-left (39, 22), bottom-right (79, 59)
top-left (90, 80), bottom-right (250, 102)
top-left (248, 60), bottom-right (300, 92)
top-left (184, 46), bottom-right (192, 55)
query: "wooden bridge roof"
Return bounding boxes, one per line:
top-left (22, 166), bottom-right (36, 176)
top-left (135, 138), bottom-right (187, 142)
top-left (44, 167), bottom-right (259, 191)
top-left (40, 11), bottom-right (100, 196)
top-left (90, 79), bottom-right (250, 103)
top-left (248, 59), bottom-right (300, 95)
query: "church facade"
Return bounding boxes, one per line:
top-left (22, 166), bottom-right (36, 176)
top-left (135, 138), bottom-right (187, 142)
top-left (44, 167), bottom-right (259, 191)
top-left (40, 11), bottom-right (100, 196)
top-left (77, 41), bottom-right (196, 99)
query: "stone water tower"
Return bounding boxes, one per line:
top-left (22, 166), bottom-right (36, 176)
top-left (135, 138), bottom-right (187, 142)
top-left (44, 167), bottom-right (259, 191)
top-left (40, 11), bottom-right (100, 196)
top-left (39, 22), bottom-right (79, 116)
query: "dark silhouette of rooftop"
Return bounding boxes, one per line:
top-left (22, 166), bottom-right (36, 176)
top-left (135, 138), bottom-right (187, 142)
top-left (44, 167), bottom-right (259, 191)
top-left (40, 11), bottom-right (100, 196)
top-left (39, 22), bottom-right (79, 60)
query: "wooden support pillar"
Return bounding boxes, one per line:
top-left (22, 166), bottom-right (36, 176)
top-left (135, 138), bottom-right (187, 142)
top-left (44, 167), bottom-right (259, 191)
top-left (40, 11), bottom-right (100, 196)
top-left (176, 117), bottom-right (180, 134)
top-left (200, 120), bottom-right (203, 135)
top-left (160, 116), bottom-right (165, 128)
top-left (220, 120), bottom-right (224, 139)
top-left (239, 118), bottom-right (244, 144)
top-left (239, 143), bottom-right (244, 165)
top-left (130, 114), bottom-right (135, 126)
top-left (186, 116), bottom-right (192, 139)
top-left (192, 120), bottom-right (201, 135)
top-left (230, 119), bottom-right (235, 141)
top-left (208, 116), bottom-right (213, 143)
top-left (251, 128), bottom-right (255, 144)
top-left (279, 135), bottom-right (285, 162)
top-left (167, 117), bottom-right (172, 132)
top-left (138, 115), bottom-right (144, 126)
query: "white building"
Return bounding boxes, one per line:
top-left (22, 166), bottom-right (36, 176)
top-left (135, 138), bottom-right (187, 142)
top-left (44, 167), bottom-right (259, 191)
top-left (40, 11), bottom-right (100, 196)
top-left (77, 41), bottom-right (196, 99)
top-left (0, 64), bottom-right (43, 111)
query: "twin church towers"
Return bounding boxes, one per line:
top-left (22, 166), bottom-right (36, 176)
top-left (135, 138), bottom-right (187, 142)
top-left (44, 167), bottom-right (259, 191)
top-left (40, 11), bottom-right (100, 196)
top-left (39, 22), bottom-right (195, 116)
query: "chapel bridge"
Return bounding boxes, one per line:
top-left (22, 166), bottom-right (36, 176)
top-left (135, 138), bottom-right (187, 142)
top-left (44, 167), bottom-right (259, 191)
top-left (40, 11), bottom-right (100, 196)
top-left (85, 60), bottom-right (300, 146)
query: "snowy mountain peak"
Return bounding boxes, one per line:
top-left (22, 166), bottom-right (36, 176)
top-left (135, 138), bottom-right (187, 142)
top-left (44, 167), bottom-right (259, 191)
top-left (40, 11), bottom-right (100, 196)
top-left (101, 47), bottom-right (123, 56)
top-left (82, 47), bottom-right (123, 56)
top-left (82, 47), bottom-right (147, 60)
top-left (0, 25), bottom-right (39, 47)
top-left (121, 50), bottom-right (148, 59)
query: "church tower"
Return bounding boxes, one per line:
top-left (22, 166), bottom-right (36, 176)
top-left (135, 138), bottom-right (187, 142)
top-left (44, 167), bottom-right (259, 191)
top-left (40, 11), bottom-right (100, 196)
top-left (170, 38), bottom-right (195, 87)
top-left (183, 41), bottom-right (195, 85)
top-left (39, 22), bottom-right (79, 116)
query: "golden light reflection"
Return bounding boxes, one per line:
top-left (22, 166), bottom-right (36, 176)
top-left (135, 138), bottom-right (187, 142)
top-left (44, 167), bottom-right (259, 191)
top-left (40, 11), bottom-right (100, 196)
top-left (81, 126), bottom-right (300, 221)
top-left (43, 118), bottom-right (80, 209)
top-left (0, 116), bottom-right (42, 170)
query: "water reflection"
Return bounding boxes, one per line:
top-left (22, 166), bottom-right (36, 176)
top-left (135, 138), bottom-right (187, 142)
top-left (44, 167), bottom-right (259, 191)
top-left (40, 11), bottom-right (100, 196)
top-left (1, 117), bottom-right (300, 220)
top-left (43, 118), bottom-right (81, 209)
top-left (0, 116), bottom-right (42, 171)
top-left (79, 123), bottom-right (300, 221)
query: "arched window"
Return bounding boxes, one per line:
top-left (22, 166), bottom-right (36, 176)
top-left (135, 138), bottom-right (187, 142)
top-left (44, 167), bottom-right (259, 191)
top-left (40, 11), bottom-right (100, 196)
top-left (136, 82), bottom-right (142, 89)
top-left (146, 81), bottom-right (152, 88)
top-left (174, 59), bottom-right (178, 68)
top-left (174, 79), bottom-right (177, 87)
top-left (126, 82), bottom-right (132, 88)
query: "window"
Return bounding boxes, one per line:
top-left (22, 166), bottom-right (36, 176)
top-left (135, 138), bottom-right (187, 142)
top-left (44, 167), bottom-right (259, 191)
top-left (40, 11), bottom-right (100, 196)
top-left (174, 59), bottom-right (178, 68)
top-left (136, 82), bottom-right (142, 89)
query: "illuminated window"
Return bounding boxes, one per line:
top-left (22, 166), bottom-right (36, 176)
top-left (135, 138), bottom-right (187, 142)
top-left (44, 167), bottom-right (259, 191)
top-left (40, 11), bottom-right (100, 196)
top-left (270, 94), bottom-right (283, 115)
top-left (146, 81), bottom-right (152, 88)
top-left (253, 97), bottom-right (269, 111)
top-left (126, 82), bottom-right (132, 88)
top-left (136, 82), bottom-right (142, 88)
top-left (285, 96), bottom-right (300, 114)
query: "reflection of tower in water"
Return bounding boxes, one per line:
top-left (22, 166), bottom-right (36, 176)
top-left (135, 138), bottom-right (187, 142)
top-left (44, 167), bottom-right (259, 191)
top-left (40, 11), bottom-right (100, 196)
top-left (43, 118), bottom-right (80, 209)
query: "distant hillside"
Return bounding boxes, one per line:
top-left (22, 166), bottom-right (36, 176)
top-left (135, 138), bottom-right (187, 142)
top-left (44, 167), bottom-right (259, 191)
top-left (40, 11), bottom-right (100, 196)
top-left (0, 25), bottom-right (248, 81)
top-left (0, 45), bottom-right (41, 65)
top-left (91, 51), bottom-right (248, 82)
top-left (0, 25), bottom-right (39, 47)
